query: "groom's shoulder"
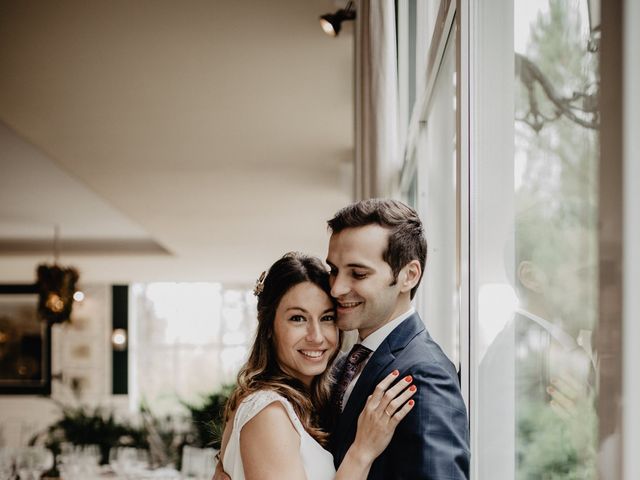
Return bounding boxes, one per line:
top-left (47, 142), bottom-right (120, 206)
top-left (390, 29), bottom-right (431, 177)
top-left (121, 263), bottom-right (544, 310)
top-left (394, 331), bottom-right (467, 418)
top-left (393, 320), bottom-right (459, 379)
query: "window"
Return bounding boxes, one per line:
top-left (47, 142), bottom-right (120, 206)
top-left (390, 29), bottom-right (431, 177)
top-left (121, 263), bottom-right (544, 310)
top-left (399, 1), bottom-right (459, 368)
top-left (472, 0), bottom-right (599, 477)
top-left (129, 283), bottom-right (256, 414)
top-left (398, 0), bottom-right (601, 476)
top-left (414, 30), bottom-right (459, 366)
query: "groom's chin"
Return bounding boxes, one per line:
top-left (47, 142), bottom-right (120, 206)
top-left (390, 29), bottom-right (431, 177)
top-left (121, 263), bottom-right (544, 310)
top-left (336, 316), bottom-right (360, 332)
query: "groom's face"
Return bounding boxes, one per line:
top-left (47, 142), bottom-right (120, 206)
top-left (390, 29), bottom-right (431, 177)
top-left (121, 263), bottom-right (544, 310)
top-left (326, 224), bottom-right (404, 339)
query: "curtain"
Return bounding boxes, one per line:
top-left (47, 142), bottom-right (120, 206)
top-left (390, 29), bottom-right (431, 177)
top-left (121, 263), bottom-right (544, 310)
top-left (354, 0), bottom-right (399, 199)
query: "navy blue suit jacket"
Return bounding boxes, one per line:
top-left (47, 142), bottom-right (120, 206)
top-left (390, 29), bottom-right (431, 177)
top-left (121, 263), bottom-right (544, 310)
top-left (330, 313), bottom-right (470, 479)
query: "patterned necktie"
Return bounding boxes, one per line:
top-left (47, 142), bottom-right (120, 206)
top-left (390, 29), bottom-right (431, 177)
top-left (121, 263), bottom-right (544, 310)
top-left (333, 344), bottom-right (373, 411)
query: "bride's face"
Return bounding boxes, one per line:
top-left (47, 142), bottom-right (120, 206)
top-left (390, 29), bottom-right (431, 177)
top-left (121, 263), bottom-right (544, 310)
top-left (273, 281), bottom-right (338, 386)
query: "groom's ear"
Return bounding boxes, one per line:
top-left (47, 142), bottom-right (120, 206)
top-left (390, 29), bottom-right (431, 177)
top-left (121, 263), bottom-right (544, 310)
top-left (399, 260), bottom-right (421, 294)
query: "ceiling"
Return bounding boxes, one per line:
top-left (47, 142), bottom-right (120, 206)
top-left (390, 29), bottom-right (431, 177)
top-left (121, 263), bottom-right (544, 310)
top-left (0, 0), bottom-right (354, 284)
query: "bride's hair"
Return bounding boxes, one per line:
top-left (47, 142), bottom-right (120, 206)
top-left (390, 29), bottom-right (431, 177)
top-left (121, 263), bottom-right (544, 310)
top-left (224, 252), bottom-right (341, 446)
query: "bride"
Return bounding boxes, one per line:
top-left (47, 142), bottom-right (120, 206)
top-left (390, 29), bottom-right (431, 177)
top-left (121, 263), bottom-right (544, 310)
top-left (215, 252), bottom-right (416, 480)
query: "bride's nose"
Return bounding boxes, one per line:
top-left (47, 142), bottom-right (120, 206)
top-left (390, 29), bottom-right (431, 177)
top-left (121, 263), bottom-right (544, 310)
top-left (305, 321), bottom-right (324, 344)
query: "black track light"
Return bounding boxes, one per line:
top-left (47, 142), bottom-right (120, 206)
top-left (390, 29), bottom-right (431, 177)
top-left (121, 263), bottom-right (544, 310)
top-left (319, 1), bottom-right (356, 37)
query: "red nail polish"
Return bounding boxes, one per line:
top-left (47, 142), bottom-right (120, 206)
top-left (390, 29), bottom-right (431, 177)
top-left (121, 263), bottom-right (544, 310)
top-left (404, 375), bottom-right (412, 382)
top-left (391, 369), bottom-right (399, 376)
top-left (408, 399), bottom-right (415, 406)
top-left (409, 385), bottom-right (417, 392)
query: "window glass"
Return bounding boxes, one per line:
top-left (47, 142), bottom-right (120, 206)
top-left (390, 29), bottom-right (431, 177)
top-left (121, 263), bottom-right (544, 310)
top-left (408, 0), bottom-right (417, 118)
top-left (414, 27), bottom-right (459, 366)
top-left (477, 1), bottom-right (599, 478)
top-left (129, 283), bottom-right (256, 414)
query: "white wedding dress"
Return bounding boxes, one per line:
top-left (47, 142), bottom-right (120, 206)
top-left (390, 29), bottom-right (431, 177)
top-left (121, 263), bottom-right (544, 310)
top-left (223, 390), bottom-right (336, 480)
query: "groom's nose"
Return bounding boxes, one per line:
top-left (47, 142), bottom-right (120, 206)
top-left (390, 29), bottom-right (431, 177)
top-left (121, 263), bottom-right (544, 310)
top-left (330, 273), bottom-right (350, 298)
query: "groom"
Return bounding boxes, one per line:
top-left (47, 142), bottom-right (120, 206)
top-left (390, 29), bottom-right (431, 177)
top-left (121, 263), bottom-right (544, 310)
top-left (326, 198), bottom-right (469, 479)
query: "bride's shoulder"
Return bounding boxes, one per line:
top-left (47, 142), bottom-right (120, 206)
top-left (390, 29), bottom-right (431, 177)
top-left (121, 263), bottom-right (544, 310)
top-left (240, 389), bottom-right (287, 406)
top-left (235, 390), bottom-right (301, 433)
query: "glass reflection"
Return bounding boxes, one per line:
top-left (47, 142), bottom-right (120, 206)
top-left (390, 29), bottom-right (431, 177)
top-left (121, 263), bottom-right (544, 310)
top-left (513, 0), bottom-right (598, 477)
top-left (480, 0), bottom-right (599, 478)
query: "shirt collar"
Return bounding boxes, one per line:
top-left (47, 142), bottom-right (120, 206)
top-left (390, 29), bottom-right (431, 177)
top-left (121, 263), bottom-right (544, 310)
top-left (515, 307), bottom-right (577, 350)
top-left (360, 307), bottom-right (415, 352)
top-left (515, 307), bottom-right (598, 370)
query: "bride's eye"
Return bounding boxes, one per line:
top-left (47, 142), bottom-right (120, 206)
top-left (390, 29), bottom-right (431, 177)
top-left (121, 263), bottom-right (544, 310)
top-left (321, 314), bottom-right (336, 322)
top-left (290, 315), bottom-right (306, 323)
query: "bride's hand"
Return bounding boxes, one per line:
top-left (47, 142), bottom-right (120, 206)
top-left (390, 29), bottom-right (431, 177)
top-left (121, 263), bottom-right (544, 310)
top-left (351, 370), bottom-right (416, 464)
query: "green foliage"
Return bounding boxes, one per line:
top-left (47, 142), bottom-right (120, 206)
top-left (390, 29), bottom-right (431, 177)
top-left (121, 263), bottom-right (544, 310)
top-left (513, 1), bottom-right (600, 478)
top-left (137, 401), bottom-right (190, 468)
top-left (37, 406), bottom-right (147, 465)
top-left (515, 0), bottom-right (599, 333)
top-left (516, 0), bottom-right (599, 208)
top-left (182, 384), bottom-right (235, 449)
top-left (517, 397), bottom-right (597, 479)
top-left (35, 383), bottom-right (236, 473)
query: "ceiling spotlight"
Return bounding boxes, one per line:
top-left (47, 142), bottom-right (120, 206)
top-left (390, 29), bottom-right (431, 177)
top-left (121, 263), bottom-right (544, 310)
top-left (111, 328), bottom-right (128, 351)
top-left (319, 1), bottom-right (355, 37)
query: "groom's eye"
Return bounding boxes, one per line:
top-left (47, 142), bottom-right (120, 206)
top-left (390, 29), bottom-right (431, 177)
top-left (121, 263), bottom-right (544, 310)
top-left (352, 271), bottom-right (368, 279)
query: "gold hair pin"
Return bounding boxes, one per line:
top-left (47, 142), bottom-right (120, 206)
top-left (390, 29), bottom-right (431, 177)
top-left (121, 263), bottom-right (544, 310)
top-left (253, 271), bottom-right (266, 297)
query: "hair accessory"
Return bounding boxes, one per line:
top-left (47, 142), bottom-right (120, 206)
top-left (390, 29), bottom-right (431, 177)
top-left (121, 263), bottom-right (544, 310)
top-left (253, 271), bottom-right (267, 297)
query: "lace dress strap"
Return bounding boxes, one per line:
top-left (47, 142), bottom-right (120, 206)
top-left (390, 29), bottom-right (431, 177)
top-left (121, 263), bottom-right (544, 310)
top-left (234, 390), bottom-right (304, 435)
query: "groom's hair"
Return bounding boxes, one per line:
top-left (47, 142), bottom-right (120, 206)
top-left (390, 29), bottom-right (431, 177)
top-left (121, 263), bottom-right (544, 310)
top-left (327, 198), bottom-right (427, 299)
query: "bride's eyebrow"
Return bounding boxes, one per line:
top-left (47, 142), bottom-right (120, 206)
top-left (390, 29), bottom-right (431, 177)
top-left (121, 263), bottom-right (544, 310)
top-left (285, 306), bottom-right (308, 313)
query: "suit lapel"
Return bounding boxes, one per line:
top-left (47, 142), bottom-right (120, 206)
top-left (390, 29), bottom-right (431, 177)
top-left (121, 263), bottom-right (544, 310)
top-left (334, 313), bottom-right (426, 459)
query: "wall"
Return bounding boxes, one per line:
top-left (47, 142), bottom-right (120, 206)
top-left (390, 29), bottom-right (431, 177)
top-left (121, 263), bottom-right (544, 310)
top-left (0, 284), bottom-right (127, 448)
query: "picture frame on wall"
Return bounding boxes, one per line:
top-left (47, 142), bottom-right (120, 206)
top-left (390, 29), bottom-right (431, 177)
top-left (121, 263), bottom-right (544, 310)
top-left (0, 284), bottom-right (51, 395)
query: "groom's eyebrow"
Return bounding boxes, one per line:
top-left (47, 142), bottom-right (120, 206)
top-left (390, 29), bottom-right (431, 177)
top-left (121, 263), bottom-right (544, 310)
top-left (348, 263), bottom-right (371, 269)
top-left (325, 260), bottom-right (372, 270)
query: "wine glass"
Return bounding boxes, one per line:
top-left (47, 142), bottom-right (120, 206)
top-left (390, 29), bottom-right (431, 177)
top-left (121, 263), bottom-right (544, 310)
top-left (14, 446), bottom-right (53, 480)
top-left (0, 448), bottom-right (14, 480)
top-left (109, 447), bottom-right (149, 479)
top-left (58, 444), bottom-right (101, 480)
